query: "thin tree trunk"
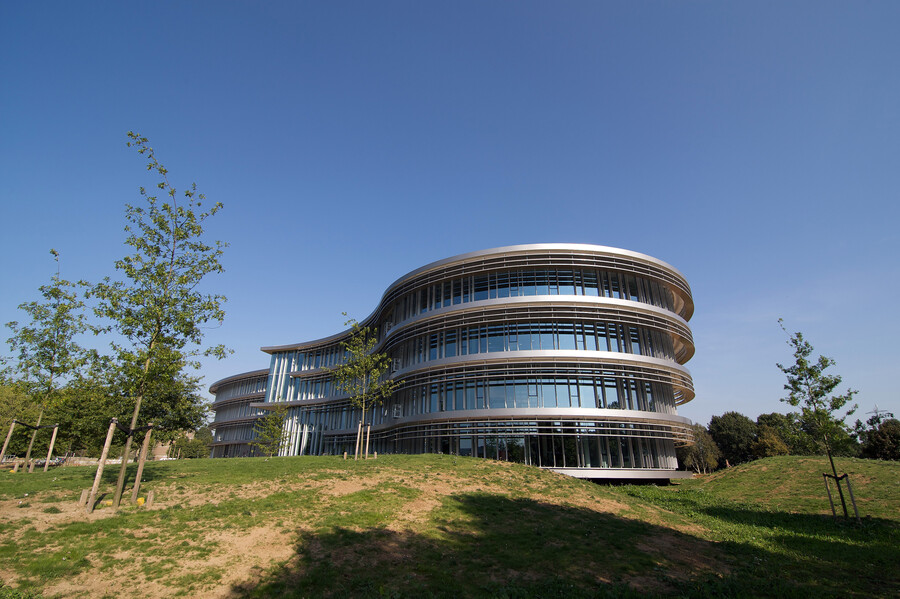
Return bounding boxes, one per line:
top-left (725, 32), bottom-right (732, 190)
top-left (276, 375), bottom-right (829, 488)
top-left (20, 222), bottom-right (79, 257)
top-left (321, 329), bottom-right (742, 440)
top-left (354, 420), bottom-right (362, 461)
top-left (113, 347), bottom-right (153, 509)
top-left (112, 399), bottom-right (140, 509)
top-left (130, 426), bottom-right (153, 504)
top-left (365, 425), bottom-right (371, 460)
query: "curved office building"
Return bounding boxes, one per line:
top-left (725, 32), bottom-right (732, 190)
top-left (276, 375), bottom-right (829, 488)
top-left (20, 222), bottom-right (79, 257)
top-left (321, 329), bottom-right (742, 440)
top-left (210, 244), bottom-right (696, 479)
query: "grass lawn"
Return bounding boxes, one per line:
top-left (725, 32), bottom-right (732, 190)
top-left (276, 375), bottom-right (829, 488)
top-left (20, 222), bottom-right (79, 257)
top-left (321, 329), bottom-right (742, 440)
top-left (0, 454), bottom-right (897, 598)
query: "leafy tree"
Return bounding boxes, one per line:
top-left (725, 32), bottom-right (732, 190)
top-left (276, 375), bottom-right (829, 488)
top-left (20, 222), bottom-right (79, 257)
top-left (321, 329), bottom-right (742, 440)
top-left (756, 412), bottom-right (803, 454)
top-left (46, 373), bottom-right (119, 456)
top-left (331, 316), bottom-right (398, 460)
top-left (251, 403), bottom-right (289, 457)
top-left (859, 417), bottom-right (900, 461)
top-left (708, 411), bottom-right (757, 466)
top-left (89, 133), bottom-right (229, 506)
top-left (751, 425), bottom-right (790, 458)
top-left (777, 319), bottom-right (858, 516)
top-left (105, 353), bottom-right (208, 443)
top-left (0, 380), bottom-right (41, 457)
top-left (169, 426), bottom-right (213, 459)
top-left (4, 249), bottom-right (91, 463)
top-left (677, 424), bottom-right (721, 474)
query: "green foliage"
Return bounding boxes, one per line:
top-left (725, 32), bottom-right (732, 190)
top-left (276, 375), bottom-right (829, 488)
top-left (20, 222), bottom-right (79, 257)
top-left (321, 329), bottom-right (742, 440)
top-left (677, 424), bottom-right (721, 474)
top-left (250, 404), bottom-right (288, 457)
top-left (751, 425), bottom-right (790, 458)
top-left (0, 581), bottom-right (43, 599)
top-left (755, 412), bottom-right (804, 454)
top-left (777, 320), bottom-right (858, 461)
top-left (89, 132), bottom-right (229, 431)
top-left (331, 316), bottom-right (398, 458)
top-left (708, 411), bottom-right (757, 466)
top-left (860, 418), bottom-right (900, 461)
top-left (169, 426), bottom-right (213, 459)
top-left (4, 250), bottom-right (91, 406)
top-left (106, 357), bottom-right (208, 442)
top-left (0, 382), bottom-right (41, 456)
top-left (2, 250), bottom-right (93, 462)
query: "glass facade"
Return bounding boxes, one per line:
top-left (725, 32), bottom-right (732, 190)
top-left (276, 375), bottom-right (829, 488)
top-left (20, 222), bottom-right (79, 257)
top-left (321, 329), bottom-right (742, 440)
top-left (210, 244), bottom-right (695, 479)
top-left (209, 370), bottom-right (268, 458)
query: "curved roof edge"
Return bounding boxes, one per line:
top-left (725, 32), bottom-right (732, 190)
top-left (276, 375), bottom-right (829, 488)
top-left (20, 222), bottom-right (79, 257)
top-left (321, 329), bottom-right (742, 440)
top-left (261, 243), bottom-right (691, 354)
top-left (208, 368), bottom-right (269, 394)
top-left (384, 243), bottom-right (690, 294)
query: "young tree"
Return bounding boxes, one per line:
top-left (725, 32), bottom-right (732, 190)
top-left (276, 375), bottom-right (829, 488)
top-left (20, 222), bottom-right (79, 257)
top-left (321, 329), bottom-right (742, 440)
top-left (0, 380), bottom-right (41, 458)
top-left (4, 249), bottom-right (90, 463)
top-left (677, 424), bottom-right (721, 474)
top-left (777, 319), bottom-right (858, 516)
top-left (90, 133), bottom-right (229, 507)
top-left (331, 316), bottom-right (398, 460)
top-left (250, 404), bottom-right (289, 457)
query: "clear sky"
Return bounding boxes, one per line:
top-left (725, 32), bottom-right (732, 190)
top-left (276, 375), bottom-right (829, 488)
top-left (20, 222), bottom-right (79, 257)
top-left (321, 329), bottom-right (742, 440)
top-left (2, 2), bottom-right (898, 427)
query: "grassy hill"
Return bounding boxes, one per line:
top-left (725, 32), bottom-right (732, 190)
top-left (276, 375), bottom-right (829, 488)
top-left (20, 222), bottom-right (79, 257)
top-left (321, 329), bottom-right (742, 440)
top-left (0, 455), bottom-right (897, 598)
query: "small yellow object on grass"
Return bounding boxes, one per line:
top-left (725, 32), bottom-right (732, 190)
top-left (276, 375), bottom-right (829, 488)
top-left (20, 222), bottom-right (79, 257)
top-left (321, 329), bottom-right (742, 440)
top-left (136, 497), bottom-right (145, 506)
top-left (103, 500), bottom-right (113, 506)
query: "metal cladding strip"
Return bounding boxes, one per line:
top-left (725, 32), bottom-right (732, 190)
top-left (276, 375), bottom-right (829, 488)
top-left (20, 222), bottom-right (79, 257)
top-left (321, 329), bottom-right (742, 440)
top-left (286, 346), bottom-right (693, 379)
top-left (319, 411), bottom-right (695, 444)
top-left (381, 296), bottom-right (693, 344)
top-left (210, 392), bottom-right (265, 409)
top-left (377, 244), bottom-right (692, 316)
top-left (208, 415), bottom-right (259, 427)
top-left (260, 244), bottom-right (693, 354)
top-left (551, 469), bottom-right (694, 480)
top-left (390, 351), bottom-right (694, 402)
top-left (277, 298), bottom-right (696, 376)
top-left (375, 297), bottom-right (695, 364)
top-left (277, 354), bottom-right (694, 410)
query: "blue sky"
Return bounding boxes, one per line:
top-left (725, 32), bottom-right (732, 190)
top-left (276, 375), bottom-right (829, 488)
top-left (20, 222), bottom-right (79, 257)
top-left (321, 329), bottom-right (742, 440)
top-left (2, 2), bottom-right (898, 427)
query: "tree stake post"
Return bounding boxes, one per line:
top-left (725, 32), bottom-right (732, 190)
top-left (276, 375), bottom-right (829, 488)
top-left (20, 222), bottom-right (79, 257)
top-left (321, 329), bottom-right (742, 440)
top-left (0, 420), bottom-right (17, 464)
top-left (43, 424), bottom-right (60, 472)
top-left (130, 424), bottom-right (154, 504)
top-left (87, 418), bottom-right (118, 514)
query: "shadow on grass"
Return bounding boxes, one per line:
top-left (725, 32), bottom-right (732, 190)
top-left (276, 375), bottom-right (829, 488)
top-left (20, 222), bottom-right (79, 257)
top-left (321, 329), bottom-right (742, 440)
top-left (700, 503), bottom-right (899, 596)
top-left (623, 486), bottom-right (900, 598)
top-left (223, 492), bottom-right (888, 599)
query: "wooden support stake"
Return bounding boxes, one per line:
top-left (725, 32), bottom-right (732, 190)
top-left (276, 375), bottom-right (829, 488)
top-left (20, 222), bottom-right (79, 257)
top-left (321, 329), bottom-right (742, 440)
top-left (130, 426), bottom-right (153, 504)
top-left (343, 451), bottom-right (347, 460)
top-left (843, 475), bottom-right (862, 524)
top-left (87, 419), bottom-right (119, 514)
top-left (146, 490), bottom-right (155, 508)
top-left (365, 425), bottom-right (371, 460)
top-left (43, 425), bottom-right (60, 472)
top-left (78, 489), bottom-right (89, 506)
top-left (23, 410), bottom-right (43, 467)
top-left (355, 421), bottom-right (363, 460)
top-left (823, 474), bottom-right (837, 520)
top-left (13, 462), bottom-right (20, 473)
top-left (28, 460), bottom-right (35, 473)
top-left (0, 420), bottom-right (16, 464)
